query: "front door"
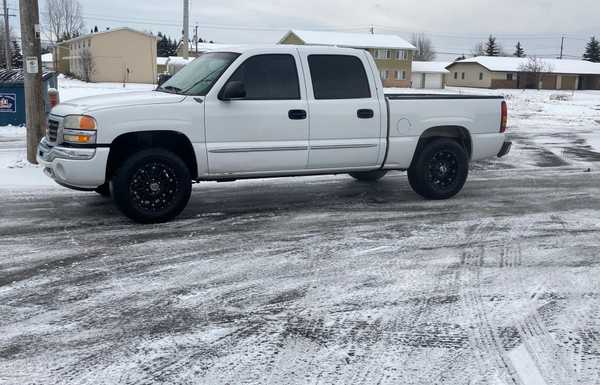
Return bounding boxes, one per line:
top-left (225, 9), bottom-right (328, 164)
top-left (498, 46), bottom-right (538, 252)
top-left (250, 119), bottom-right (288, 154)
top-left (204, 51), bottom-right (309, 175)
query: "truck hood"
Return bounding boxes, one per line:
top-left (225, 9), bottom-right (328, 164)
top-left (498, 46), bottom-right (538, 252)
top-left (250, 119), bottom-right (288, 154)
top-left (52, 91), bottom-right (186, 115)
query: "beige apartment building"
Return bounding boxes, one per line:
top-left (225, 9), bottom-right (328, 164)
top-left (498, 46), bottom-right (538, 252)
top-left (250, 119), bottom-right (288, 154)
top-left (279, 30), bottom-right (416, 88)
top-left (447, 56), bottom-right (600, 90)
top-left (57, 28), bottom-right (159, 84)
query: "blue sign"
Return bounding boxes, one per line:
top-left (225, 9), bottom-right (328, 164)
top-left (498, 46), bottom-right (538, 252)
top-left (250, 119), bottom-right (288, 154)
top-left (0, 93), bottom-right (16, 113)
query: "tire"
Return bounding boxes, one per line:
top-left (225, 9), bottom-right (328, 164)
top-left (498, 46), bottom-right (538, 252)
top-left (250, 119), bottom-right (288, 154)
top-left (94, 183), bottom-right (111, 197)
top-left (407, 138), bottom-right (469, 200)
top-left (349, 170), bottom-right (388, 182)
top-left (111, 149), bottom-right (192, 223)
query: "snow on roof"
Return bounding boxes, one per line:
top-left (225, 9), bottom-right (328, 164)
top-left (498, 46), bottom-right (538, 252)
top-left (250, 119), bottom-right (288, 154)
top-left (41, 53), bottom-right (53, 63)
top-left (157, 57), bottom-right (169, 65)
top-left (450, 56), bottom-right (600, 75)
top-left (166, 56), bottom-right (194, 66)
top-left (280, 30), bottom-right (416, 50)
top-left (61, 27), bottom-right (158, 44)
top-left (412, 61), bottom-right (450, 74)
top-left (180, 42), bottom-right (240, 52)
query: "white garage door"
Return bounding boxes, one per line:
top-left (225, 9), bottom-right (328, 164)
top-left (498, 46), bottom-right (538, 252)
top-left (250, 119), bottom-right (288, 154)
top-left (424, 73), bottom-right (443, 89)
top-left (412, 73), bottom-right (423, 89)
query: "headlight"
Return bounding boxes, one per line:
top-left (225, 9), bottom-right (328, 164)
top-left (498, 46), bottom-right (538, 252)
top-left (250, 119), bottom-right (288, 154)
top-left (62, 115), bottom-right (97, 145)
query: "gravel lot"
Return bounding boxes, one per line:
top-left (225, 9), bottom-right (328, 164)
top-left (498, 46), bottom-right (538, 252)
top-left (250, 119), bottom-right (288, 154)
top-left (1, 168), bottom-right (600, 384)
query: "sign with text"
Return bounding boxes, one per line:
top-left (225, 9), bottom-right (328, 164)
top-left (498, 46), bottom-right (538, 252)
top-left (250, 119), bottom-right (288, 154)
top-left (26, 56), bottom-right (39, 74)
top-left (0, 94), bottom-right (16, 113)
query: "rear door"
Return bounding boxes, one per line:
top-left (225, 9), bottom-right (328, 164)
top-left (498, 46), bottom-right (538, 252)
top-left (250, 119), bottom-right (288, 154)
top-left (299, 48), bottom-right (383, 170)
top-left (204, 49), bottom-right (309, 174)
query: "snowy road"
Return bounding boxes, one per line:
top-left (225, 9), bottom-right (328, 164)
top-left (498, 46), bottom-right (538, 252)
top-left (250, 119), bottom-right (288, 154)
top-left (1, 168), bottom-right (600, 384)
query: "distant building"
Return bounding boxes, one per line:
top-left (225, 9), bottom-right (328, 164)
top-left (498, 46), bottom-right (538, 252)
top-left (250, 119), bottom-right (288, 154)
top-left (411, 62), bottom-right (450, 89)
top-left (56, 27), bottom-right (159, 84)
top-left (278, 30), bottom-right (416, 88)
top-left (175, 41), bottom-right (236, 58)
top-left (446, 56), bottom-right (600, 90)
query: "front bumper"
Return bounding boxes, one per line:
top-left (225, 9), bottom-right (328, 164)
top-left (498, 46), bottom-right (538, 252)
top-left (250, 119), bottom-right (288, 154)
top-left (37, 137), bottom-right (110, 190)
top-left (497, 141), bottom-right (512, 158)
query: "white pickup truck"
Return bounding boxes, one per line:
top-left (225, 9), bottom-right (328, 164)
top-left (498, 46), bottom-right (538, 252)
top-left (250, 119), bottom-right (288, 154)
top-left (38, 45), bottom-right (511, 223)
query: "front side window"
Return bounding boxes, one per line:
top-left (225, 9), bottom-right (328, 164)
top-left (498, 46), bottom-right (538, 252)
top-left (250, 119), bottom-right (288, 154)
top-left (308, 55), bottom-right (371, 100)
top-left (224, 54), bottom-right (300, 100)
top-left (157, 52), bottom-right (240, 96)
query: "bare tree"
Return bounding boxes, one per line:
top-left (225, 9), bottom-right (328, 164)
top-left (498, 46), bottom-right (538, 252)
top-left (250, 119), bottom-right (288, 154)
top-left (79, 48), bottom-right (94, 82)
top-left (518, 57), bottom-right (553, 90)
top-left (44, 0), bottom-right (84, 43)
top-left (410, 33), bottom-right (436, 61)
top-left (472, 42), bottom-right (485, 57)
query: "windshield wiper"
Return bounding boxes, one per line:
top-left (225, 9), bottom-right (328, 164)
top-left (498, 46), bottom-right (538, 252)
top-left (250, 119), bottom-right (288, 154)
top-left (158, 85), bottom-right (183, 94)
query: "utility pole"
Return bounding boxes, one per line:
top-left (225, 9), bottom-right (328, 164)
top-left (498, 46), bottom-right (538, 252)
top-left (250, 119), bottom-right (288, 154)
top-left (182, 0), bottom-right (189, 59)
top-left (559, 36), bottom-right (565, 59)
top-left (194, 24), bottom-right (198, 55)
top-left (2, 0), bottom-right (10, 69)
top-left (19, 0), bottom-right (45, 164)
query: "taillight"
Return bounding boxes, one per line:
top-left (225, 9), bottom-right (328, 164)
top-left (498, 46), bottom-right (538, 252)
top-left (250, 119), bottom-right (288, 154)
top-left (500, 101), bottom-right (508, 133)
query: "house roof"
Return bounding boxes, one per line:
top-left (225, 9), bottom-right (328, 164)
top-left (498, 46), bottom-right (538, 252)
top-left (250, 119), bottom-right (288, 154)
top-left (449, 56), bottom-right (600, 75)
top-left (60, 27), bottom-right (158, 44)
top-left (412, 61), bottom-right (451, 74)
top-left (178, 41), bottom-right (240, 52)
top-left (279, 30), bottom-right (416, 50)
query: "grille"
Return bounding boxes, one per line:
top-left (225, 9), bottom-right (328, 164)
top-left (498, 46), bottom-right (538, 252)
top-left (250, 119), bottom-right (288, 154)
top-left (47, 119), bottom-right (59, 142)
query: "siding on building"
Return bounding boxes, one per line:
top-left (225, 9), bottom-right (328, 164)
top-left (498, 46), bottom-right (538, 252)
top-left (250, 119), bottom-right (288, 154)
top-left (59, 28), bottom-right (158, 84)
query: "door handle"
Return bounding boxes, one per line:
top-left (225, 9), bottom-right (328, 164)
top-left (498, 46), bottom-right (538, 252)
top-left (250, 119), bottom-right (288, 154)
top-left (357, 109), bottom-right (374, 119)
top-left (288, 109), bottom-right (307, 120)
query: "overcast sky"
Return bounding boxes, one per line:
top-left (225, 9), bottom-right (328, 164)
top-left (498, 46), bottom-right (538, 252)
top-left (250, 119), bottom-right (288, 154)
top-left (13, 0), bottom-right (600, 60)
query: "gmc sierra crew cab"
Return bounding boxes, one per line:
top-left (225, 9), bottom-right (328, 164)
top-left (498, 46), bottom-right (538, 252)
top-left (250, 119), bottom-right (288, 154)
top-left (37, 45), bottom-right (511, 223)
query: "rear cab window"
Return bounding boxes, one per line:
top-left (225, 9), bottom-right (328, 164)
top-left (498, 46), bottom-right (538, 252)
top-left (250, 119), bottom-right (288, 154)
top-left (307, 55), bottom-right (372, 100)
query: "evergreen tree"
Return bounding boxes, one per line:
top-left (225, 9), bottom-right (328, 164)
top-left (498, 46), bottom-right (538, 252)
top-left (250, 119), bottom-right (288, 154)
top-left (94, 25), bottom-right (99, 33)
top-left (485, 35), bottom-right (500, 56)
top-left (514, 42), bottom-right (525, 57)
top-left (583, 37), bottom-right (600, 62)
top-left (11, 40), bottom-right (22, 68)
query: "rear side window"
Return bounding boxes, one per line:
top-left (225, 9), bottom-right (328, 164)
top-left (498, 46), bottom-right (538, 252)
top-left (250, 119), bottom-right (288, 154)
top-left (308, 55), bottom-right (371, 100)
top-left (226, 54), bottom-right (300, 100)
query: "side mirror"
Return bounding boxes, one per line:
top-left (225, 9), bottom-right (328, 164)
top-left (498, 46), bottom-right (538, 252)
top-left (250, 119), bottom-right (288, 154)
top-left (220, 81), bottom-right (246, 101)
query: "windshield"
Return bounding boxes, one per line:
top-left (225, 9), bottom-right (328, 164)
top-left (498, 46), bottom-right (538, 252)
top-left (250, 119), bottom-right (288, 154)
top-left (157, 52), bottom-right (240, 96)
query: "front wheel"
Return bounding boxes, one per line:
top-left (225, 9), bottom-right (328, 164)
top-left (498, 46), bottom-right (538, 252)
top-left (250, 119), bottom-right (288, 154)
top-left (111, 149), bottom-right (192, 223)
top-left (407, 139), bottom-right (469, 200)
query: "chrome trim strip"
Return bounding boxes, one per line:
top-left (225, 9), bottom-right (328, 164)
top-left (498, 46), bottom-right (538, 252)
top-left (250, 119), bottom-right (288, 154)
top-left (310, 144), bottom-right (378, 150)
top-left (209, 146), bottom-right (308, 154)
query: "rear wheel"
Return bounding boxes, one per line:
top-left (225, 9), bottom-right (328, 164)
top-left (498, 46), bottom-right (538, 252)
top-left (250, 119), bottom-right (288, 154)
top-left (111, 149), bottom-right (192, 223)
top-left (349, 170), bottom-right (388, 182)
top-left (407, 138), bottom-right (469, 200)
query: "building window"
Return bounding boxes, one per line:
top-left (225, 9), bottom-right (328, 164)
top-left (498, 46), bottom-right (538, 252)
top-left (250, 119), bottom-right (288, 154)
top-left (461, 72), bottom-right (465, 80)
top-left (386, 50), bottom-right (394, 59)
top-left (395, 70), bottom-right (406, 80)
top-left (376, 49), bottom-right (388, 59)
top-left (507, 73), bottom-right (514, 80)
top-left (396, 50), bottom-right (407, 60)
top-left (479, 73), bottom-right (483, 80)
top-left (381, 69), bottom-right (389, 80)
top-left (454, 72), bottom-right (458, 80)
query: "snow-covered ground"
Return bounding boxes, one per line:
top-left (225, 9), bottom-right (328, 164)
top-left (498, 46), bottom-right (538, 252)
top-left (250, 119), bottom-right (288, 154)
top-left (1, 81), bottom-right (600, 384)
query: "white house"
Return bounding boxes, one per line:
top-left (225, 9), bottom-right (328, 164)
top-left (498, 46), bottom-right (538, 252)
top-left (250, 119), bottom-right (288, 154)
top-left (411, 62), bottom-right (450, 89)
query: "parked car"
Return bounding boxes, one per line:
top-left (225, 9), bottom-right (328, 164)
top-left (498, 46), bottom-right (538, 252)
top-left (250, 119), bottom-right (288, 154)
top-left (37, 45), bottom-right (511, 223)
